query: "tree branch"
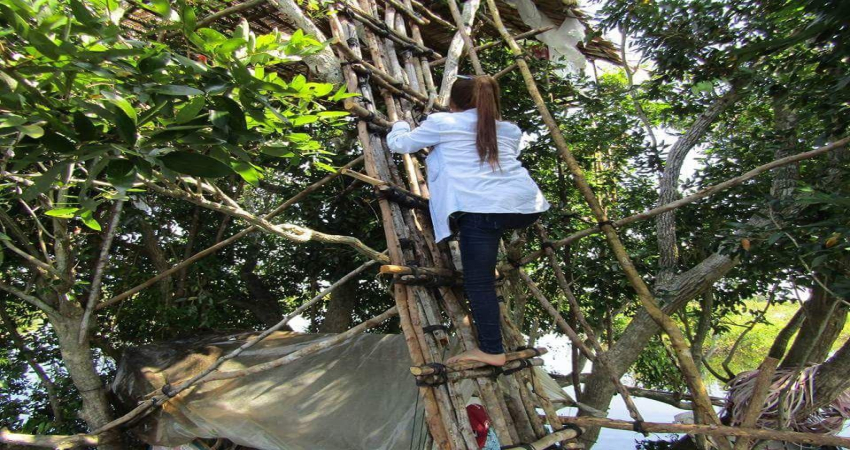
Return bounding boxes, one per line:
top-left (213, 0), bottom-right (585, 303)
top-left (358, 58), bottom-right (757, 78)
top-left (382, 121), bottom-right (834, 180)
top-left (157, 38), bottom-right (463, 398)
top-left (78, 200), bottom-right (124, 344)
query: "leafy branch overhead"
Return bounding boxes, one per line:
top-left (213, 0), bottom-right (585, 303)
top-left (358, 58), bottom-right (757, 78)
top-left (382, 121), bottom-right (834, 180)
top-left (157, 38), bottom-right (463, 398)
top-left (0, 0), bottom-right (356, 230)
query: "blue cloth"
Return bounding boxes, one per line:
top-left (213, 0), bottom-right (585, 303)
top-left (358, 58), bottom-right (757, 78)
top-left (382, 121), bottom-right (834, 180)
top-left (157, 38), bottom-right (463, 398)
top-left (385, 109), bottom-right (550, 242)
top-left (482, 427), bottom-right (501, 450)
top-left (457, 212), bottom-right (542, 354)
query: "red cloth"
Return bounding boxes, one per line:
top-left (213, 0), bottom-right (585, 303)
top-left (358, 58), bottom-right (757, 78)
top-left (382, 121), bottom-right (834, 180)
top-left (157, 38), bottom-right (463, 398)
top-left (466, 404), bottom-right (491, 449)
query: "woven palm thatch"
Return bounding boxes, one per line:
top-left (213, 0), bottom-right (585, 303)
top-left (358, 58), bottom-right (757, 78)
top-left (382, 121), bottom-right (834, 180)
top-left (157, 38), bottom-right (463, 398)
top-left (724, 365), bottom-right (850, 434)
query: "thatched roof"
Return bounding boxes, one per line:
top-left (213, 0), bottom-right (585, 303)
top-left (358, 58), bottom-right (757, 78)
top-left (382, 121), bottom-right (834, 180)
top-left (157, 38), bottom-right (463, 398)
top-left (123, 0), bottom-right (620, 76)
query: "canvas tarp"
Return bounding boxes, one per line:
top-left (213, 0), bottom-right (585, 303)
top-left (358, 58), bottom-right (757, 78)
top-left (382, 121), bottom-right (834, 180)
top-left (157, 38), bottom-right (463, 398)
top-left (112, 332), bottom-right (568, 450)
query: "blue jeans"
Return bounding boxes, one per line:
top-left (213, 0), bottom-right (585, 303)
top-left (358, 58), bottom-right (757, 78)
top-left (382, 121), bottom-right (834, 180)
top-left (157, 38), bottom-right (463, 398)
top-left (455, 212), bottom-right (542, 354)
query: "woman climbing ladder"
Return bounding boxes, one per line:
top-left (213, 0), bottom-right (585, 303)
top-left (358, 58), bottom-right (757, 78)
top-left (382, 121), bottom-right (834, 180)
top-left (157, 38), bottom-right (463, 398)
top-left (386, 75), bottom-right (550, 367)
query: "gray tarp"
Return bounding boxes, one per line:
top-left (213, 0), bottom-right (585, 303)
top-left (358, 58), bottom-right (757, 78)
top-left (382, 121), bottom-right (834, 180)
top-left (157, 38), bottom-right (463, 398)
top-left (113, 332), bottom-right (567, 450)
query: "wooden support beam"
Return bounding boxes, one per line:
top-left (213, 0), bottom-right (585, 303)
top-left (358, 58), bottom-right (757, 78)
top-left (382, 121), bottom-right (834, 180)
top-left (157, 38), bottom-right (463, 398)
top-left (376, 0), bottom-right (429, 25)
top-left (338, 2), bottom-right (441, 58)
top-left (447, 358), bottom-right (544, 381)
top-left (410, 347), bottom-right (547, 376)
top-left (445, 0), bottom-right (483, 74)
top-left (409, 0), bottom-right (455, 29)
top-left (502, 425), bottom-right (582, 450)
top-left (380, 264), bottom-right (456, 278)
top-left (430, 26), bottom-right (555, 66)
top-left (560, 416), bottom-right (850, 449)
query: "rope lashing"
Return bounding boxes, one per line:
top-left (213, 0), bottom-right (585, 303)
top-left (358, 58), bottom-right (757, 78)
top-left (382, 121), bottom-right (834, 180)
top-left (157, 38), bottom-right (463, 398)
top-left (346, 37), bottom-right (359, 48)
top-left (422, 324), bottom-right (449, 335)
top-left (513, 346), bottom-right (542, 357)
top-left (506, 256), bottom-right (523, 269)
top-left (540, 239), bottom-right (556, 252)
top-left (632, 420), bottom-right (649, 436)
top-left (500, 358), bottom-right (533, 376)
top-left (161, 384), bottom-right (178, 398)
top-left (415, 363), bottom-right (448, 387)
top-left (597, 219), bottom-right (617, 229)
top-left (560, 423), bottom-right (584, 437)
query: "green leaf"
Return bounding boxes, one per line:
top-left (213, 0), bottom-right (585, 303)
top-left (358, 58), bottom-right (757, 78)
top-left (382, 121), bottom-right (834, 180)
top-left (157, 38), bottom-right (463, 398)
top-left (218, 38), bottom-right (247, 53)
top-left (260, 145), bottom-right (294, 157)
top-left (73, 112), bottom-right (98, 141)
top-left (306, 82), bottom-right (334, 97)
top-left (172, 53), bottom-right (208, 73)
top-left (102, 91), bottom-right (137, 123)
top-left (291, 115), bottom-right (318, 126)
top-left (45, 207), bottom-right (78, 218)
top-left (40, 131), bottom-right (77, 153)
top-left (150, 85), bottom-right (205, 96)
top-left (109, 105), bottom-right (137, 147)
top-left (139, 52), bottom-right (171, 73)
top-left (175, 96), bottom-right (206, 123)
top-left (16, 124), bottom-right (44, 138)
top-left (150, 0), bottom-right (171, 16)
top-left (79, 209), bottom-right (102, 231)
top-left (0, 115), bottom-right (26, 128)
top-left (317, 111), bottom-right (349, 119)
top-left (106, 159), bottom-right (136, 188)
top-left (232, 161), bottom-right (262, 186)
top-left (160, 151), bottom-right (233, 177)
top-left (22, 162), bottom-right (69, 201)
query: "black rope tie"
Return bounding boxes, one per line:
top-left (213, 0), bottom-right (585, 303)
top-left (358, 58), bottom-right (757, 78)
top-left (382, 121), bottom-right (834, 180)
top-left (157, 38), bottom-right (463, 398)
top-left (514, 346), bottom-right (542, 358)
top-left (346, 37), bottom-right (359, 48)
top-left (513, 53), bottom-right (527, 61)
top-left (561, 423), bottom-right (584, 438)
top-left (506, 257), bottom-right (523, 269)
top-left (597, 219), bottom-right (617, 229)
top-left (161, 384), bottom-right (178, 398)
top-left (540, 240), bottom-right (556, 252)
top-left (632, 420), bottom-right (649, 437)
top-left (415, 363), bottom-right (448, 387)
top-left (422, 324), bottom-right (449, 335)
top-left (501, 359), bottom-right (533, 376)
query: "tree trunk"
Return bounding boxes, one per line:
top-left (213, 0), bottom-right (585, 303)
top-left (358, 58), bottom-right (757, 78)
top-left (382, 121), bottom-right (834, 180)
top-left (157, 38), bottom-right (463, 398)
top-left (49, 304), bottom-right (123, 450)
top-left (319, 280), bottom-right (357, 333)
top-left (781, 283), bottom-right (848, 369)
top-left (579, 93), bottom-right (803, 449)
top-left (238, 255), bottom-right (289, 329)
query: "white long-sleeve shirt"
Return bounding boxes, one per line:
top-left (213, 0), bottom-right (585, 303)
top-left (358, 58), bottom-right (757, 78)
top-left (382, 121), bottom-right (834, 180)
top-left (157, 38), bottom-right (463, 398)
top-left (386, 108), bottom-right (550, 242)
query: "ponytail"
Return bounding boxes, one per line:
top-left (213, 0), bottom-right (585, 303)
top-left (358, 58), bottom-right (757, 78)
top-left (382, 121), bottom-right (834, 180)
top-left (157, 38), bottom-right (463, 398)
top-left (473, 75), bottom-right (502, 168)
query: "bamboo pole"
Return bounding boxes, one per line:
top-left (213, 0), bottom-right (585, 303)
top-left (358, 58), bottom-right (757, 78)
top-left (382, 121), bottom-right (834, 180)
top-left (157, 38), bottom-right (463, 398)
top-left (502, 425), bottom-right (582, 450)
top-left (560, 416), bottom-right (850, 449)
top-left (411, 347), bottom-right (548, 375)
top-left (376, 0), bottom-right (429, 25)
top-left (198, 307), bottom-right (399, 382)
top-left (732, 357), bottom-right (780, 450)
top-left (0, 429), bottom-right (101, 449)
top-left (515, 136), bottom-right (850, 268)
top-left (483, 1), bottom-right (728, 440)
top-left (430, 26), bottom-right (555, 66)
top-left (409, 0), bottom-right (455, 29)
top-left (337, 1), bottom-right (440, 58)
top-left (445, 0), bottom-right (483, 75)
top-left (534, 225), bottom-right (646, 423)
top-left (329, 11), bottom-right (456, 449)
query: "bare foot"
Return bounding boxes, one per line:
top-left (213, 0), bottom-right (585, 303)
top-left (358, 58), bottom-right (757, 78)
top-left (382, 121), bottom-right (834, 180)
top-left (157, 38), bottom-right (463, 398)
top-left (445, 348), bottom-right (507, 366)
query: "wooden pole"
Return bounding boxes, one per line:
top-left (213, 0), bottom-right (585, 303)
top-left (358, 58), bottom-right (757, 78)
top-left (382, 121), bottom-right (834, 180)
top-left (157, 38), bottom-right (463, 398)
top-left (732, 357), bottom-right (780, 450)
top-left (560, 416), bottom-right (850, 449)
top-left (483, 1), bottom-right (729, 441)
top-left (515, 136), bottom-right (850, 267)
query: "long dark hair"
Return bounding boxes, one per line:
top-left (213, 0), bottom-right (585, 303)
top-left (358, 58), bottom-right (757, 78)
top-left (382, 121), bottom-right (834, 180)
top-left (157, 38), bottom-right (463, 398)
top-left (450, 75), bottom-right (502, 168)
